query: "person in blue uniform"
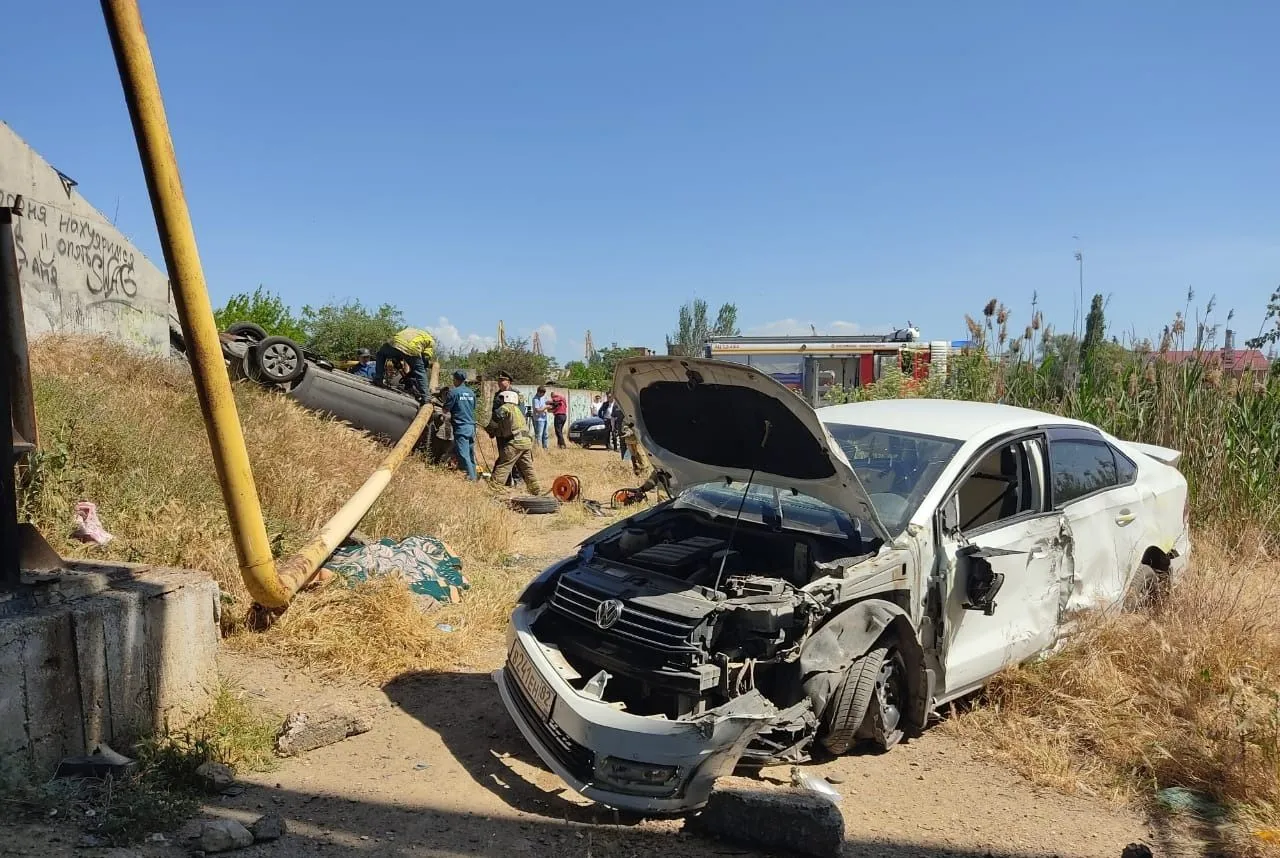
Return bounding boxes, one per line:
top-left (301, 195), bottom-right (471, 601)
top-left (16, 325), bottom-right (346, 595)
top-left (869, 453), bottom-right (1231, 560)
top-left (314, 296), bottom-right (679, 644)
top-left (444, 370), bottom-right (478, 480)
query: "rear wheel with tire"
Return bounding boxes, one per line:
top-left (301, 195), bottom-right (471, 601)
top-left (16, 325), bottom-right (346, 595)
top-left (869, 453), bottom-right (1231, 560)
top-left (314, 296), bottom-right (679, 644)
top-left (226, 321), bottom-right (268, 341)
top-left (1125, 564), bottom-right (1168, 612)
top-left (251, 336), bottom-right (305, 384)
top-left (820, 642), bottom-right (908, 755)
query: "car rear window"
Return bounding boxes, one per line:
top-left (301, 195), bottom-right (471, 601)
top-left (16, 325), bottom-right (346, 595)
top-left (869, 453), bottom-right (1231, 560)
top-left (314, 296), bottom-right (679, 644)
top-left (1049, 438), bottom-right (1134, 507)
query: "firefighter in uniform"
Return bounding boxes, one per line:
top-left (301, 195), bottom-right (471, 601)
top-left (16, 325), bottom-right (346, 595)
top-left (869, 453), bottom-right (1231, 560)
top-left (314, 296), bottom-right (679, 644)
top-left (621, 417), bottom-right (666, 495)
top-left (489, 371), bottom-right (520, 487)
top-left (484, 389), bottom-right (542, 494)
top-left (373, 327), bottom-right (436, 403)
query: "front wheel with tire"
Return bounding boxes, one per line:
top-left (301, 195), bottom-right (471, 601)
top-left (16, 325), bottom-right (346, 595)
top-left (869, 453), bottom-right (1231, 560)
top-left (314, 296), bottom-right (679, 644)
top-left (819, 642), bottom-right (908, 755)
top-left (251, 336), bottom-right (305, 384)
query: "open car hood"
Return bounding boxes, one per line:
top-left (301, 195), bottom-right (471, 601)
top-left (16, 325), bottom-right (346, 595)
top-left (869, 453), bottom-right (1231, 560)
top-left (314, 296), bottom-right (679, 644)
top-left (612, 356), bottom-right (891, 543)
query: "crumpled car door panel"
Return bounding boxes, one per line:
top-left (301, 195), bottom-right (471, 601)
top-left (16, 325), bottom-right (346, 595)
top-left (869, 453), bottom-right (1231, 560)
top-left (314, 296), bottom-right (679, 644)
top-left (939, 512), bottom-right (1068, 698)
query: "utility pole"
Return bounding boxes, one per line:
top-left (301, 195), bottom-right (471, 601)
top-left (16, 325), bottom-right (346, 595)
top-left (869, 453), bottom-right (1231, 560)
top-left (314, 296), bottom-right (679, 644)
top-left (1072, 235), bottom-right (1084, 340)
top-left (497, 320), bottom-right (506, 350)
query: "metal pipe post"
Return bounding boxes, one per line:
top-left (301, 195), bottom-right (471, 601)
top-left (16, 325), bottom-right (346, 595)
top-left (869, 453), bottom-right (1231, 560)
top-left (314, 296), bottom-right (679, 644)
top-left (271, 403), bottom-right (434, 597)
top-left (0, 205), bottom-right (37, 449)
top-left (100, 0), bottom-right (287, 607)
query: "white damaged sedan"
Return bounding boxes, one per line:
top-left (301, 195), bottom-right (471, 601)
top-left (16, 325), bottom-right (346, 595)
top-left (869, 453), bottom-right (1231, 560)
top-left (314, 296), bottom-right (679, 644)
top-left (495, 356), bottom-right (1190, 813)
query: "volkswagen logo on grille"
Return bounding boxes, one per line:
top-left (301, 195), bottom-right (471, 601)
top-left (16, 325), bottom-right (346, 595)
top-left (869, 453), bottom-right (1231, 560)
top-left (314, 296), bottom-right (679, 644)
top-left (595, 599), bottom-right (623, 630)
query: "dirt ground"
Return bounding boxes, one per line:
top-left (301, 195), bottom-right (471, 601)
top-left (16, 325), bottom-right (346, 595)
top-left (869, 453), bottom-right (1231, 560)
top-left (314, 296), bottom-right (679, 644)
top-left (2, 524), bottom-right (1204, 858)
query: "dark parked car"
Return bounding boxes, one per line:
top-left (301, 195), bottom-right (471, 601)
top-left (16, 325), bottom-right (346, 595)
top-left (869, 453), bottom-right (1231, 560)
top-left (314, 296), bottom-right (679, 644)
top-left (173, 318), bottom-right (424, 443)
top-left (567, 416), bottom-right (609, 448)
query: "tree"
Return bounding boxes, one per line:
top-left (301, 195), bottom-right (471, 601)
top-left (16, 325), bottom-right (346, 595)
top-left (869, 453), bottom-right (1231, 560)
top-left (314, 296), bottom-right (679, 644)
top-left (665, 299), bottom-right (739, 356)
top-left (1079, 293), bottom-right (1107, 367)
top-left (299, 300), bottom-right (404, 362)
top-left (213, 286), bottom-right (306, 341)
top-left (713, 303), bottom-right (740, 339)
top-left (563, 345), bottom-right (635, 391)
top-left (1246, 285), bottom-right (1280, 350)
top-left (470, 338), bottom-right (555, 384)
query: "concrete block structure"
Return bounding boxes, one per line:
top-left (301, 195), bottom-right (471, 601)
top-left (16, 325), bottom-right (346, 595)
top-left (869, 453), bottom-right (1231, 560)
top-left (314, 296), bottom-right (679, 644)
top-left (0, 562), bottom-right (220, 781)
top-left (0, 121), bottom-right (171, 355)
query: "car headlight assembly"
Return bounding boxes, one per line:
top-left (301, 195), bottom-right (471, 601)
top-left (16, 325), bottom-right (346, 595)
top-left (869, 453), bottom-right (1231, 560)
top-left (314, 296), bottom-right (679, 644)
top-left (517, 557), bottom-right (572, 607)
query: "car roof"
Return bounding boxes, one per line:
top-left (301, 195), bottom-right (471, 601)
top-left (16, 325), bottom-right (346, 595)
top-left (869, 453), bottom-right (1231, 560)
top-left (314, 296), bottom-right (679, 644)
top-left (818, 398), bottom-right (1090, 442)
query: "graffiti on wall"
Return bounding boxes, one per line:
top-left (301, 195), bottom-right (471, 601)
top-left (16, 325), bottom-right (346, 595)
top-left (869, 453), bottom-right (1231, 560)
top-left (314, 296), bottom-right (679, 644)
top-left (568, 391), bottom-right (593, 423)
top-left (2, 190), bottom-right (140, 312)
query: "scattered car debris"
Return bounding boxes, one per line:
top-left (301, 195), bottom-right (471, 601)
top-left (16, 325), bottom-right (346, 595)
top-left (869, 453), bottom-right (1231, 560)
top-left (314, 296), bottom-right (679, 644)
top-left (70, 501), bottom-right (113, 545)
top-left (276, 703), bottom-right (373, 757)
top-left (54, 743), bottom-right (136, 779)
top-left (199, 818), bottom-right (254, 853)
top-left (323, 535), bottom-right (468, 606)
top-left (790, 766), bottom-right (841, 802)
top-left (250, 813), bottom-right (287, 842)
top-left (195, 761), bottom-right (237, 794)
top-left (690, 777), bottom-right (844, 858)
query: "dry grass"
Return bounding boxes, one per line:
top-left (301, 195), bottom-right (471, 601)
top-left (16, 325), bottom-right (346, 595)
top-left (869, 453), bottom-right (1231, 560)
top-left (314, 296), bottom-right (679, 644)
top-left (948, 528), bottom-right (1280, 851)
top-left (22, 336), bottom-right (639, 682)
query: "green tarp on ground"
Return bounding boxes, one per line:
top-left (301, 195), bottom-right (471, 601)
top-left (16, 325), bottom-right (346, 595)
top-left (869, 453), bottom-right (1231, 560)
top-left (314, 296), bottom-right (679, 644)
top-left (323, 536), bottom-right (469, 605)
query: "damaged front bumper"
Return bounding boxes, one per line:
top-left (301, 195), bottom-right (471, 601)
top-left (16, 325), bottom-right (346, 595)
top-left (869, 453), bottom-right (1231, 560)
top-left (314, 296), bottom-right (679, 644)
top-left (493, 604), bottom-right (777, 813)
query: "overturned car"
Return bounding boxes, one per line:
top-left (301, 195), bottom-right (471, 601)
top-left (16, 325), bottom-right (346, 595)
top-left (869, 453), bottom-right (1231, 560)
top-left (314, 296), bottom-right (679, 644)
top-left (495, 356), bottom-right (1190, 813)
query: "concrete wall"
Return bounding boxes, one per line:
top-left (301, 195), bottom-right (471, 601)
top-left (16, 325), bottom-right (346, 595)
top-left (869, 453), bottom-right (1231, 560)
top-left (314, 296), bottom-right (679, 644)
top-left (483, 381), bottom-right (602, 425)
top-left (0, 563), bottom-right (220, 781)
top-left (0, 122), bottom-right (170, 354)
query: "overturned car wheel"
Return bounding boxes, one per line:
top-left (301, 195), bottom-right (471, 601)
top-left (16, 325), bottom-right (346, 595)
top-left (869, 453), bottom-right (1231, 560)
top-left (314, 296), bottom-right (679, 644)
top-left (819, 643), bottom-right (907, 755)
top-left (252, 336), bottom-right (305, 385)
top-left (226, 321), bottom-right (268, 341)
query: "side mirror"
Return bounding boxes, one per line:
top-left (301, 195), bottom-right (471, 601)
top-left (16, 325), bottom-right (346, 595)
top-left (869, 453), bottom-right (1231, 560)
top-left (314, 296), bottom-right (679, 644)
top-left (940, 495), bottom-right (961, 534)
top-left (958, 546), bottom-right (1004, 616)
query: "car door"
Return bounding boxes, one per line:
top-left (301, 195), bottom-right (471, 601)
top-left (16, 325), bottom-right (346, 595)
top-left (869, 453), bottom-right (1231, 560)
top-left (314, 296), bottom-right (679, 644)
top-left (1046, 429), bottom-right (1145, 613)
top-left (937, 435), bottom-right (1071, 698)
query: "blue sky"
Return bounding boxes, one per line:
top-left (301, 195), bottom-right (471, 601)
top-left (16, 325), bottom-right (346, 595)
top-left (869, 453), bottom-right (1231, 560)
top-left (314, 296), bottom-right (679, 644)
top-left (6, 2), bottom-right (1279, 360)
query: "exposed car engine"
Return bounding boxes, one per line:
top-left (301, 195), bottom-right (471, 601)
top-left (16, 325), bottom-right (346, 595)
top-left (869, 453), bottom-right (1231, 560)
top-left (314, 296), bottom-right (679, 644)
top-left (529, 511), bottom-right (860, 744)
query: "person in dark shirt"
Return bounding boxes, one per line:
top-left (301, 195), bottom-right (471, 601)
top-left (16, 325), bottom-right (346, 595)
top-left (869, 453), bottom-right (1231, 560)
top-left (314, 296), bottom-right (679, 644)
top-left (610, 398), bottom-right (626, 459)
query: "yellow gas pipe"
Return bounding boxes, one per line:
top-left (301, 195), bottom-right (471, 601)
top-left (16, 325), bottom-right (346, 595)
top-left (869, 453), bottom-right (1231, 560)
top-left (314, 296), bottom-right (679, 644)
top-left (102, 0), bottom-right (434, 614)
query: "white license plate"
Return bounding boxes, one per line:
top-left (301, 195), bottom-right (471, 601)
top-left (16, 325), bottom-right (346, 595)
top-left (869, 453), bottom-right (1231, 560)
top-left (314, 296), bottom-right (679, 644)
top-left (508, 640), bottom-right (555, 721)
top-left (568, 432), bottom-right (582, 440)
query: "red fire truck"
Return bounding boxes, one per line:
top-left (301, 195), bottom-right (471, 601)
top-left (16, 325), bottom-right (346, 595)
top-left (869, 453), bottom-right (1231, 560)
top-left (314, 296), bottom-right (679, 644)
top-left (702, 329), bottom-right (952, 401)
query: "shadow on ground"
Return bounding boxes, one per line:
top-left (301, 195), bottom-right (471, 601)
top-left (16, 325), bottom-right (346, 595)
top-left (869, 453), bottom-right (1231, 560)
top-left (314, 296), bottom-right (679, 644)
top-left (204, 784), bottom-right (1090, 858)
top-left (383, 670), bottom-right (630, 824)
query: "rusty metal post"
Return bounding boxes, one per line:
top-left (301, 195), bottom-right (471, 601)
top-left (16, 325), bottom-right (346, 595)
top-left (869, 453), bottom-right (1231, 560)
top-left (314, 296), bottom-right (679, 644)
top-left (0, 203), bottom-right (37, 450)
top-left (0, 208), bottom-right (22, 587)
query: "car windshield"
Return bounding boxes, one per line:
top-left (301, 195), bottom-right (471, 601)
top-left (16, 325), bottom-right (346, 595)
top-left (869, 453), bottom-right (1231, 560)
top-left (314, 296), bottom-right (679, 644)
top-left (674, 482), bottom-right (862, 542)
top-left (823, 422), bottom-right (963, 532)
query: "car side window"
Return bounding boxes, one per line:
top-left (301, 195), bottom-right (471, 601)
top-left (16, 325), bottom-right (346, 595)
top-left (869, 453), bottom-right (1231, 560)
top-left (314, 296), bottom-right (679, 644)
top-left (954, 438), bottom-right (1041, 533)
top-left (1050, 439), bottom-right (1121, 507)
top-left (1114, 446), bottom-right (1137, 484)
